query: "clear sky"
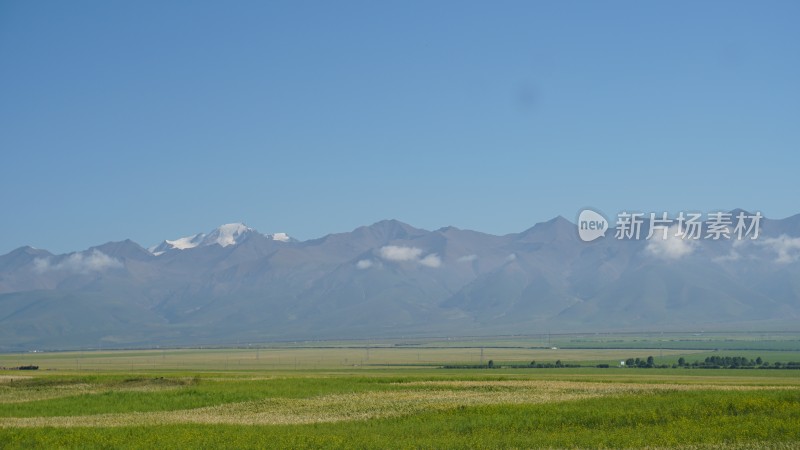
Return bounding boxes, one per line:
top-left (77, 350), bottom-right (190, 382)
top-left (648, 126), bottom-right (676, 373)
top-left (1, 1), bottom-right (799, 254)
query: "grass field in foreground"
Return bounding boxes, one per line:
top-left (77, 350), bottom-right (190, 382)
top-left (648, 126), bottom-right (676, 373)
top-left (1, 345), bottom-right (799, 449)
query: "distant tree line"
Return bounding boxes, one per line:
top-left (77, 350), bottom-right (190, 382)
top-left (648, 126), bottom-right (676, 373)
top-left (524, 360), bottom-right (581, 368)
top-left (442, 355), bottom-right (800, 370)
top-left (0, 365), bottom-right (39, 370)
top-left (618, 355), bottom-right (800, 369)
top-left (623, 356), bottom-right (658, 368)
top-left (679, 355), bottom-right (800, 369)
top-left (443, 360), bottom-right (581, 369)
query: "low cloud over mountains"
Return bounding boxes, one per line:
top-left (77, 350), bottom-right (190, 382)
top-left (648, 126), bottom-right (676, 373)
top-left (1, 214), bottom-right (798, 350)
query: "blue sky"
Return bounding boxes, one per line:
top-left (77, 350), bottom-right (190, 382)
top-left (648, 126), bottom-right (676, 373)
top-left (1, 1), bottom-right (799, 254)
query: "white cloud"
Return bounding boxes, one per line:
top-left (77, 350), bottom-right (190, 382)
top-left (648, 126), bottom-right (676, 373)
top-left (419, 254), bottom-right (442, 268)
top-left (457, 254), bottom-right (478, 263)
top-left (34, 250), bottom-right (123, 274)
top-left (713, 251), bottom-right (741, 263)
top-left (757, 235), bottom-right (800, 263)
top-left (377, 245), bottom-right (442, 268)
top-left (379, 245), bottom-right (423, 262)
top-left (271, 232), bottom-right (290, 242)
top-left (713, 240), bottom-right (744, 263)
top-left (356, 259), bottom-right (373, 269)
top-left (33, 257), bottom-right (50, 272)
top-left (505, 253), bottom-right (517, 262)
top-left (645, 225), bottom-right (696, 260)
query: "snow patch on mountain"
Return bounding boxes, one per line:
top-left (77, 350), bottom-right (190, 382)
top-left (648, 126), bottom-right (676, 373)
top-left (168, 233), bottom-right (205, 250)
top-left (202, 223), bottom-right (253, 247)
top-left (149, 233), bottom-right (205, 255)
top-left (149, 223), bottom-right (290, 254)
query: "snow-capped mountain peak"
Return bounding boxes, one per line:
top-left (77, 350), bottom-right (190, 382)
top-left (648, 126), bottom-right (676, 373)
top-left (201, 223), bottom-right (253, 247)
top-left (167, 233), bottom-right (205, 250)
top-left (149, 233), bottom-right (205, 255)
top-left (149, 223), bottom-right (290, 254)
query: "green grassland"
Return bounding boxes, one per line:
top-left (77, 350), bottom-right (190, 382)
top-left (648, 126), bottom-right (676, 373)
top-left (1, 334), bottom-right (799, 449)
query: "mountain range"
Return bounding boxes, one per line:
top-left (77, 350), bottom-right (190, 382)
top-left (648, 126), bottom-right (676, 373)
top-left (1, 212), bottom-right (799, 350)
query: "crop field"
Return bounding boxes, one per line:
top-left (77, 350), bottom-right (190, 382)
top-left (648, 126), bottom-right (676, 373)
top-left (1, 335), bottom-right (799, 449)
top-left (0, 347), bottom-right (712, 372)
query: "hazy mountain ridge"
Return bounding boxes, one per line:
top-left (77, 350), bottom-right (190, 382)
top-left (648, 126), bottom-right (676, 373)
top-left (1, 214), bottom-right (798, 350)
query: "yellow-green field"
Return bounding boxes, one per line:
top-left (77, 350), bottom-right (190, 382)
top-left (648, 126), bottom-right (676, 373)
top-left (0, 346), bottom-right (709, 372)
top-left (1, 341), bottom-right (799, 448)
